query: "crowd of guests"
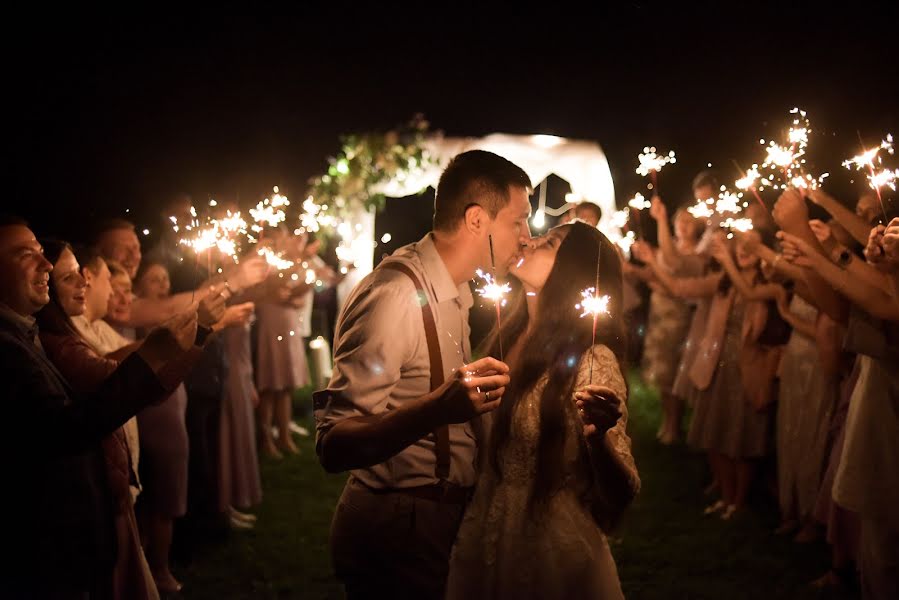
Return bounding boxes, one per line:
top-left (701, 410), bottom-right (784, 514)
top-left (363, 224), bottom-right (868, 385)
top-left (4, 162), bottom-right (898, 598)
top-left (1, 193), bottom-right (336, 597)
top-left (626, 171), bottom-right (899, 598)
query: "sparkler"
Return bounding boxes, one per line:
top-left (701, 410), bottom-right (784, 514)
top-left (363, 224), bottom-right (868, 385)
top-left (627, 192), bottom-right (651, 237)
top-left (479, 234), bottom-right (510, 360)
top-left (576, 242), bottom-right (610, 382)
top-left (258, 247), bottom-right (294, 271)
top-left (686, 198), bottom-right (715, 219)
top-left (843, 134), bottom-right (896, 221)
top-left (758, 108), bottom-right (828, 195)
top-left (636, 146), bottom-right (677, 193)
top-left (734, 163), bottom-right (769, 211)
top-left (719, 217), bottom-right (754, 239)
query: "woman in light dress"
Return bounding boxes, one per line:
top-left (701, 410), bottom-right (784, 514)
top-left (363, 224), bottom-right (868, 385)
top-left (447, 222), bottom-right (639, 599)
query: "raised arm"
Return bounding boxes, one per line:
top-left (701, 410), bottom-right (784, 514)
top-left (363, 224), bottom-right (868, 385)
top-left (808, 189), bottom-right (877, 246)
top-left (575, 345), bottom-right (639, 531)
top-left (779, 231), bottom-right (899, 323)
top-left (314, 276), bottom-right (509, 473)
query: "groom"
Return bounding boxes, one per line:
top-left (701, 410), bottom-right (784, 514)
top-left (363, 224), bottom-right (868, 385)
top-left (314, 150), bottom-right (533, 599)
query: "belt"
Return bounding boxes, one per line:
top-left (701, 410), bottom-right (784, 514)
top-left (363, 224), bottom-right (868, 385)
top-left (354, 477), bottom-right (473, 505)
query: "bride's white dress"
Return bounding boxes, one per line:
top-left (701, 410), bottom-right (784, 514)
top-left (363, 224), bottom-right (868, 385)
top-left (447, 345), bottom-right (639, 599)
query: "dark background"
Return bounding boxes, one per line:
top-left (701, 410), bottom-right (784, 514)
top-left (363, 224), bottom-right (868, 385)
top-left (8, 8), bottom-right (899, 243)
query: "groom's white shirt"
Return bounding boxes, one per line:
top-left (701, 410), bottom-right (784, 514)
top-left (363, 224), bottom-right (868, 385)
top-left (315, 233), bottom-right (478, 489)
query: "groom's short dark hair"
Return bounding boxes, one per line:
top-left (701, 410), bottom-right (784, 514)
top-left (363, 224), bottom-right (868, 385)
top-left (433, 150), bottom-right (531, 232)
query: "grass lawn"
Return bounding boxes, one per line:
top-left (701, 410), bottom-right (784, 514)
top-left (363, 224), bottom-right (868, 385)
top-left (175, 376), bottom-right (856, 599)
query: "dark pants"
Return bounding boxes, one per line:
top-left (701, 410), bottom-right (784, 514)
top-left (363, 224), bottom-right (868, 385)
top-left (330, 477), bottom-right (466, 600)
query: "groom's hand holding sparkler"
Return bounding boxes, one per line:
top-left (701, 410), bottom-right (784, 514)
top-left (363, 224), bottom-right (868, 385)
top-left (433, 357), bottom-right (510, 424)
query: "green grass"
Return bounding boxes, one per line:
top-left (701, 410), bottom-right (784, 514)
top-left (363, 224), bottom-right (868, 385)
top-left (176, 377), bottom-right (856, 599)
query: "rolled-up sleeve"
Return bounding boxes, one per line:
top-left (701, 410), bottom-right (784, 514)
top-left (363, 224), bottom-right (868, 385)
top-left (314, 271), bottom-right (422, 441)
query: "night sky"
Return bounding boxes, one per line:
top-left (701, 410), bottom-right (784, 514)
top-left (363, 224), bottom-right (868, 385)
top-left (9, 8), bottom-right (899, 242)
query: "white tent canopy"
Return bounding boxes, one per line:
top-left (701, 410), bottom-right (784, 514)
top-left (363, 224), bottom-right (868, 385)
top-left (337, 133), bottom-right (619, 308)
top-left (378, 133), bottom-right (617, 232)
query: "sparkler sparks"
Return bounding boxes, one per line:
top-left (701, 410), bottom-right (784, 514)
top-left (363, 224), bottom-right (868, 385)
top-left (576, 287), bottom-right (611, 319)
top-left (636, 147), bottom-right (677, 177)
top-left (474, 269), bottom-right (511, 305)
top-left (843, 134), bottom-right (898, 196)
top-left (258, 247), bottom-right (294, 270)
top-left (628, 192), bottom-right (652, 210)
top-left (758, 108), bottom-right (828, 192)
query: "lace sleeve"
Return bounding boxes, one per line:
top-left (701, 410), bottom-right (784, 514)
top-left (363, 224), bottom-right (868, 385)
top-left (576, 345), bottom-right (641, 530)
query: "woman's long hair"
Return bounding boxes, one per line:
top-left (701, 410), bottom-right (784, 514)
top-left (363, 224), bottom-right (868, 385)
top-left (35, 239), bottom-right (80, 338)
top-left (483, 221), bottom-right (627, 509)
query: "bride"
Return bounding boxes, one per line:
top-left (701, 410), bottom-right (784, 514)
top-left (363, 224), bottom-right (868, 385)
top-left (447, 221), bottom-right (640, 599)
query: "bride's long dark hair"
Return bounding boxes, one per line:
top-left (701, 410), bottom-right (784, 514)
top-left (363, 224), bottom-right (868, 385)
top-left (483, 221), bottom-right (627, 509)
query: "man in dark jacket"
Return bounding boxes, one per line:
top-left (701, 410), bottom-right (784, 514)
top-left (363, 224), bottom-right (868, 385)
top-left (0, 215), bottom-right (201, 598)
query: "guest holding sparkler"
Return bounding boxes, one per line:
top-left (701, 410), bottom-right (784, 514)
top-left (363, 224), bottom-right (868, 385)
top-left (637, 232), bottom-right (775, 520)
top-left (778, 214), bottom-right (899, 599)
top-left (255, 228), bottom-right (319, 458)
top-left (636, 198), bottom-right (705, 444)
top-left (314, 150), bottom-right (529, 599)
top-left (446, 222), bottom-right (637, 599)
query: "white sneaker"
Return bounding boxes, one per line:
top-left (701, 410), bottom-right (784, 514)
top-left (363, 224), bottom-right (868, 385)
top-left (228, 506), bottom-right (257, 523)
top-left (229, 515), bottom-right (254, 530)
top-left (289, 421), bottom-right (310, 437)
top-left (703, 500), bottom-right (727, 515)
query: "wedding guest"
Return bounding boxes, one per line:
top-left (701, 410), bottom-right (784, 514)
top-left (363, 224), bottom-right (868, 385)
top-left (0, 215), bottom-right (199, 598)
top-left (35, 241), bottom-right (159, 599)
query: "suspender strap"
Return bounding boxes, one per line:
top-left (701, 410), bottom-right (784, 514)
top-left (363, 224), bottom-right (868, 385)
top-left (380, 262), bottom-right (451, 480)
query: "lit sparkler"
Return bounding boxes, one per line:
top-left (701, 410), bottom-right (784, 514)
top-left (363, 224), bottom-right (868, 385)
top-left (758, 108), bottom-right (828, 194)
top-left (258, 247), bottom-right (294, 271)
top-left (628, 192), bottom-right (652, 210)
top-left (843, 134), bottom-right (896, 221)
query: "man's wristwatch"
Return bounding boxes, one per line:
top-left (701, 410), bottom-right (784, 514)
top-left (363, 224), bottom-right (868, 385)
top-left (833, 247), bottom-right (853, 268)
top-left (195, 324), bottom-right (214, 347)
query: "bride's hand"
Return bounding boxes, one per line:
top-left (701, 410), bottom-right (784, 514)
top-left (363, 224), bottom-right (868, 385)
top-left (574, 385), bottom-right (622, 440)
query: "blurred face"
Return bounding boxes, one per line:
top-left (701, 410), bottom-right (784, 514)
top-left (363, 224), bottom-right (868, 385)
top-left (83, 259), bottom-right (112, 321)
top-left (574, 205), bottom-right (600, 227)
top-left (735, 232), bottom-right (761, 270)
top-left (674, 211), bottom-right (700, 242)
top-left (744, 202), bottom-right (774, 231)
top-left (52, 248), bottom-right (87, 317)
top-left (511, 225), bottom-right (569, 290)
top-left (135, 264), bottom-right (170, 300)
top-left (0, 225), bottom-right (53, 315)
top-left (856, 193), bottom-right (880, 224)
top-left (107, 272), bottom-right (133, 325)
top-left (484, 185), bottom-right (532, 275)
top-left (693, 184), bottom-right (716, 202)
top-left (98, 228), bottom-right (142, 279)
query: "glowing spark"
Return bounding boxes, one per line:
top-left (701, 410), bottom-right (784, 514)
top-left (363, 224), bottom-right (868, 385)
top-left (611, 208), bottom-right (630, 229)
top-left (735, 165), bottom-right (761, 191)
top-left (636, 147), bottom-right (677, 177)
top-left (687, 199), bottom-right (715, 219)
top-left (576, 288), bottom-right (610, 318)
top-left (258, 247), bottom-right (294, 270)
top-left (843, 135), bottom-right (897, 194)
top-left (715, 190), bottom-right (743, 215)
top-left (474, 269), bottom-right (511, 306)
top-left (628, 192), bottom-right (652, 210)
top-left (719, 218), bottom-right (754, 233)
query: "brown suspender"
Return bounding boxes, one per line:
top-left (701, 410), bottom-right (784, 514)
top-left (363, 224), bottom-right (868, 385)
top-left (379, 261), bottom-right (451, 480)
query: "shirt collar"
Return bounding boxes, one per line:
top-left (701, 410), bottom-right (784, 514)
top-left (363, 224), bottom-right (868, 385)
top-left (417, 234), bottom-right (473, 310)
top-left (0, 302), bottom-right (37, 339)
